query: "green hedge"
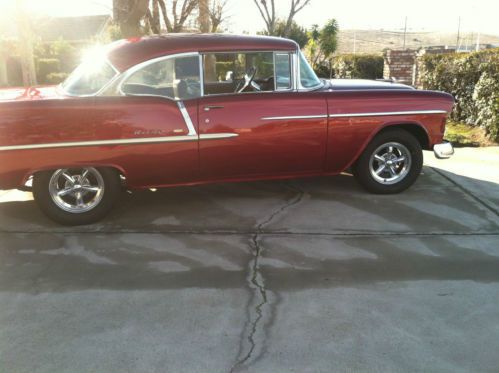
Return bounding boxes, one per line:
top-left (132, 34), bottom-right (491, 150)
top-left (45, 72), bottom-right (69, 84)
top-left (331, 54), bottom-right (384, 79)
top-left (419, 49), bottom-right (499, 140)
top-left (36, 58), bottom-right (60, 84)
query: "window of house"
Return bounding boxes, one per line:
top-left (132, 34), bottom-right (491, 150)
top-left (203, 52), bottom-right (278, 95)
top-left (121, 55), bottom-right (201, 100)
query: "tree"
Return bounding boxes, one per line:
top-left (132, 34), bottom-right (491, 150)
top-left (156, 0), bottom-right (198, 33)
top-left (113, 0), bottom-right (149, 38)
top-left (260, 19), bottom-right (309, 48)
top-left (208, 0), bottom-right (229, 32)
top-left (16, 0), bottom-right (37, 86)
top-left (198, 0), bottom-right (210, 32)
top-left (113, 0), bottom-right (199, 37)
top-left (307, 19), bottom-right (339, 76)
top-left (253, 0), bottom-right (312, 37)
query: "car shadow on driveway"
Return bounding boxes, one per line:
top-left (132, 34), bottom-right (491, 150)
top-left (0, 167), bottom-right (498, 234)
top-left (0, 167), bottom-right (498, 293)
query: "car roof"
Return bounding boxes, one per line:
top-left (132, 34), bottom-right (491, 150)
top-left (107, 33), bottom-right (298, 72)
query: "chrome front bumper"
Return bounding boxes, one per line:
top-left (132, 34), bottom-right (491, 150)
top-left (433, 142), bottom-right (454, 159)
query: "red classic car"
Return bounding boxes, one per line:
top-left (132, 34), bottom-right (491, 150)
top-left (0, 34), bottom-right (454, 225)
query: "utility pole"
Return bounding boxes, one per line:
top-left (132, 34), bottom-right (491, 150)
top-left (456, 17), bottom-right (461, 51)
top-left (198, 0), bottom-right (210, 33)
top-left (476, 31), bottom-right (480, 51)
top-left (16, 0), bottom-right (37, 86)
top-left (403, 16), bottom-right (407, 49)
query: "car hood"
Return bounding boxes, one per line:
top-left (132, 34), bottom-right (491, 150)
top-left (328, 79), bottom-right (415, 91)
top-left (0, 85), bottom-right (63, 102)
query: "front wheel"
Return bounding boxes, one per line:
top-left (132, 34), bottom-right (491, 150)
top-left (33, 167), bottom-right (121, 225)
top-left (352, 129), bottom-right (423, 194)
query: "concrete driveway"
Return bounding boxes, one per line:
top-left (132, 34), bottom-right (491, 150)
top-left (1, 148), bottom-right (498, 373)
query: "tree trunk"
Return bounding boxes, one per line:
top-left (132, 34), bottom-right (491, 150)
top-left (16, 0), bottom-right (36, 87)
top-left (113, 0), bottom-right (149, 38)
top-left (198, 0), bottom-right (210, 33)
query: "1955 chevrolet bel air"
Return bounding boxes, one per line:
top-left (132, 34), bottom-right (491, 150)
top-left (0, 34), bottom-right (454, 225)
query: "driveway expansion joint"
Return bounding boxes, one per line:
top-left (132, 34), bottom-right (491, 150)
top-left (430, 166), bottom-right (499, 217)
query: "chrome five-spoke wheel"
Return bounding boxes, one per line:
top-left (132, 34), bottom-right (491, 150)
top-left (33, 167), bottom-right (121, 225)
top-left (49, 168), bottom-right (105, 213)
top-left (352, 129), bottom-right (423, 194)
top-left (369, 142), bottom-right (412, 185)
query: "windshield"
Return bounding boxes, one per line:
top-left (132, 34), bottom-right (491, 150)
top-left (61, 58), bottom-right (117, 96)
top-left (299, 51), bottom-right (322, 89)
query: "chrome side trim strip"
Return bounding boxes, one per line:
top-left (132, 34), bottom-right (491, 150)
top-left (329, 110), bottom-right (448, 118)
top-left (261, 114), bottom-right (328, 120)
top-left (199, 133), bottom-right (239, 140)
top-left (0, 133), bottom-right (239, 151)
top-left (177, 101), bottom-right (197, 136)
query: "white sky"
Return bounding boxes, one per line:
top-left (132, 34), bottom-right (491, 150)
top-left (2, 0), bottom-right (499, 35)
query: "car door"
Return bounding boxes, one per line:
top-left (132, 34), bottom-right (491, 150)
top-left (92, 53), bottom-right (203, 187)
top-left (198, 51), bottom-right (328, 180)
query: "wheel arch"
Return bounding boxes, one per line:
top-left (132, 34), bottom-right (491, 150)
top-left (377, 122), bottom-right (430, 150)
top-left (340, 121), bottom-right (429, 173)
top-left (22, 164), bottom-right (127, 189)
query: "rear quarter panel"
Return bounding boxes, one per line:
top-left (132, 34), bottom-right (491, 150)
top-left (0, 97), bottom-right (199, 189)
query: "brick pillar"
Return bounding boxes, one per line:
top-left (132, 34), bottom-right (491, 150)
top-left (383, 49), bottom-right (418, 85)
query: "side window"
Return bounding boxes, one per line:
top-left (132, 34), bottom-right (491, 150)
top-left (203, 52), bottom-right (275, 95)
top-left (298, 51), bottom-right (321, 89)
top-left (122, 55), bottom-right (201, 100)
top-left (275, 53), bottom-right (292, 90)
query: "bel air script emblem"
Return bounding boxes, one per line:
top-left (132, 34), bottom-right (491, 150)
top-left (134, 129), bottom-right (166, 136)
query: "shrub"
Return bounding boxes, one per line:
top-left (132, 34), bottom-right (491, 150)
top-left (36, 58), bottom-right (60, 84)
top-left (45, 72), bottom-right (69, 84)
top-left (419, 49), bottom-right (499, 140)
top-left (330, 54), bottom-right (384, 79)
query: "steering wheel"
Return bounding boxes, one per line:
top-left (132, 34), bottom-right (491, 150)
top-left (234, 66), bottom-right (261, 93)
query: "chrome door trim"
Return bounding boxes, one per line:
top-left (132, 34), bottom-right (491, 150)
top-left (177, 101), bottom-right (197, 136)
top-left (199, 133), bottom-right (239, 140)
top-left (261, 114), bottom-right (328, 120)
top-left (329, 110), bottom-right (448, 118)
top-left (0, 134), bottom-right (239, 151)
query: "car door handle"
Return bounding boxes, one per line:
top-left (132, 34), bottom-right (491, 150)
top-left (204, 105), bottom-right (224, 111)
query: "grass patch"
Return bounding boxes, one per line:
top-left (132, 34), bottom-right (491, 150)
top-left (445, 121), bottom-right (498, 147)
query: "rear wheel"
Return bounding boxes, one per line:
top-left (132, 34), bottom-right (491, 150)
top-left (353, 129), bottom-right (423, 194)
top-left (33, 167), bottom-right (121, 225)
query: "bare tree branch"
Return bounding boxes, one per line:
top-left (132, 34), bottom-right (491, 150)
top-left (283, 0), bottom-right (311, 37)
top-left (208, 0), bottom-right (229, 32)
top-left (252, 0), bottom-right (276, 35)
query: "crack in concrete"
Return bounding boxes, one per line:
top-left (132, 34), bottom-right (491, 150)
top-left (230, 184), bottom-right (305, 372)
top-left (430, 166), bottom-right (499, 217)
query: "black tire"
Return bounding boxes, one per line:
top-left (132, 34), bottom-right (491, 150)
top-left (33, 167), bottom-right (121, 225)
top-left (352, 128), bottom-right (423, 194)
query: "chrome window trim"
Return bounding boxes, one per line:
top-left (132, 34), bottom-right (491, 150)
top-left (115, 52), bottom-right (202, 100)
top-left (296, 48), bottom-right (324, 92)
top-left (177, 101), bottom-right (197, 136)
top-left (200, 50), bottom-right (296, 96)
top-left (329, 110), bottom-right (448, 118)
top-left (0, 133), bottom-right (239, 152)
top-left (273, 52), bottom-right (293, 92)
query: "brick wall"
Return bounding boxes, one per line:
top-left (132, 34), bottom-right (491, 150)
top-left (383, 49), bottom-right (417, 85)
